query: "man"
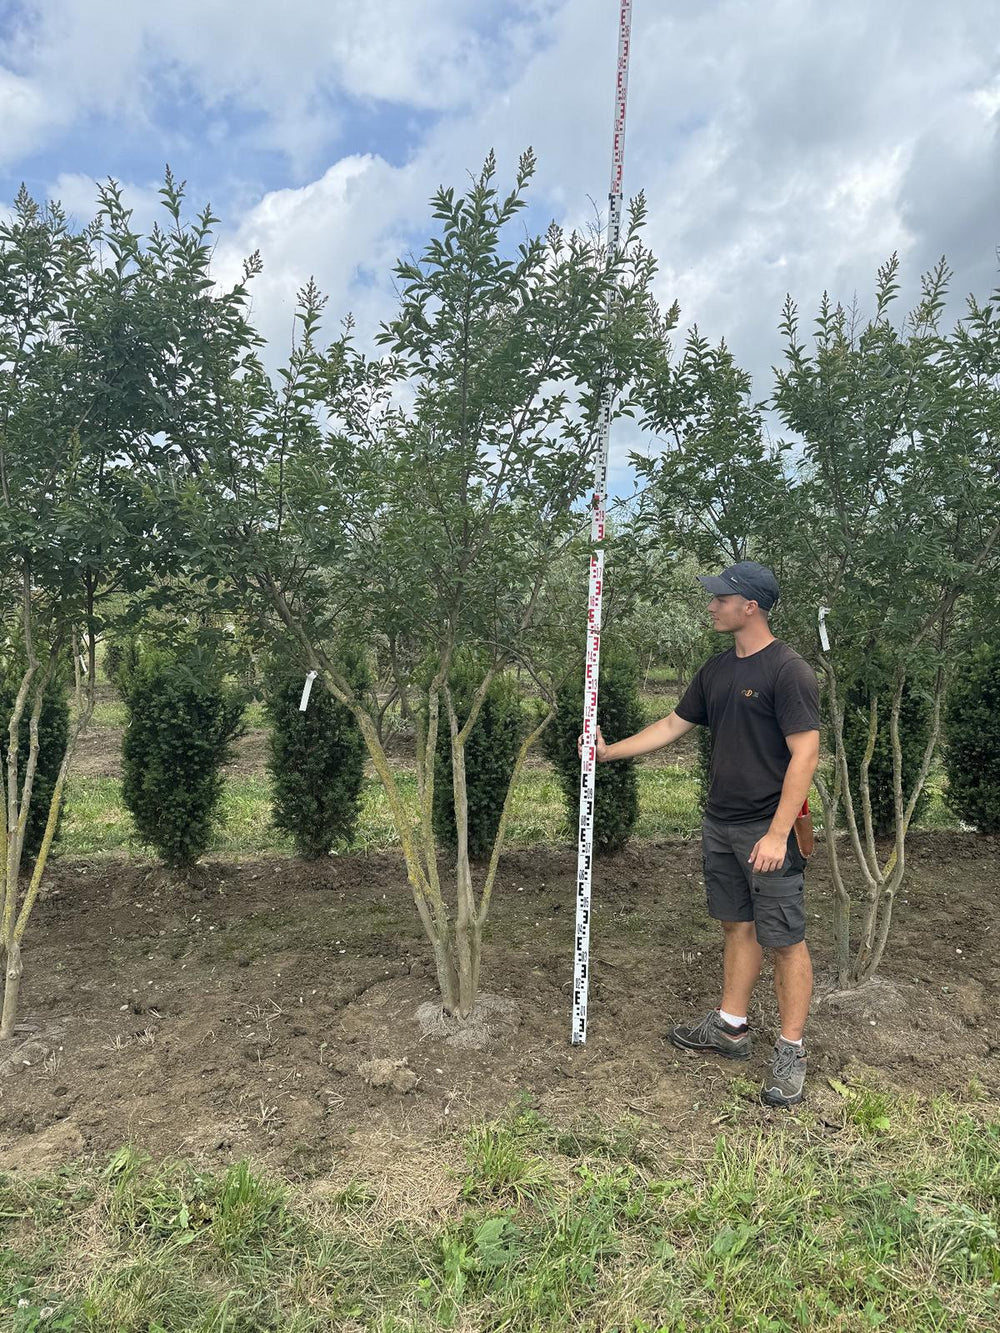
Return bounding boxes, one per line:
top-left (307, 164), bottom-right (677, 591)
top-left (584, 561), bottom-right (820, 1106)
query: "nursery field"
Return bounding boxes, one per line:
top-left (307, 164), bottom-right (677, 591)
top-left (6, 109), bottom-right (1000, 1329)
top-left (1, 685), bottom-right (997, 1331)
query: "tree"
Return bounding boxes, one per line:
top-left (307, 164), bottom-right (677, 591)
top-left (146, 153), bottom-right (663, 1017)
top-left (431, 656), bottom-right (523, 861)
top-left (841, 651), bottom-right (931, 837)
top-left (636, 258), bottom-right (1000, 988)
top-left (770, 259), bottom-right (1000, 986)
top-left (0, 673), bottom-right (69, 862)
top-left (611, 546), bottom-right (712, 686)
top-left (0, 175), bottom-right (252, 1035)
top-left (542, 644), bottom-right (643, 853)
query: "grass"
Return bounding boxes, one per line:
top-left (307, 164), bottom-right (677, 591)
top-left (57, 765), bottom-right (707, 860)
top-left (62, 675), bottom-right (961, 859)
top-left (58, 762), bottom-right (960, 860)
top-left (639, 691), bottom-right (679, 726)
top-left (2, 1094), bottom-right (998, 1330)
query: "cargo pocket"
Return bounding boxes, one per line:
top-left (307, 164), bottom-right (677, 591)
top-left (753, 888), bottom-right (806, 948)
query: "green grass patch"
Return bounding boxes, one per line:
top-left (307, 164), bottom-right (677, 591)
top-left (2, 1094), bottom-right (998, 1330)
top-left (61, 777), bottom-right (143, 856)
top-left (639, 691), bottom-right (679, 726)
top-left (243, 701), bottom-right (267, 730)
top-left (57, 756), bottom-right (960, 861)
top-left (89, 699), bottom-right (128, 729)
top-left (57, 765), bottom-right (704, 860)
top-left (643, 665), bottom-right (684, 689)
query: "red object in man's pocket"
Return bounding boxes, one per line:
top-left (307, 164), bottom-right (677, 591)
top-left (794, 798), bottom-right (815, 858)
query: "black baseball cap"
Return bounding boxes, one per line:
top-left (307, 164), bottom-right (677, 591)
top-left (697, 561), bottom-right (779, 611)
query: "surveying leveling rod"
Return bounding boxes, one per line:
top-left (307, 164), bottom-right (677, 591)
top-left (572, 0), bottom-right (633, 1045)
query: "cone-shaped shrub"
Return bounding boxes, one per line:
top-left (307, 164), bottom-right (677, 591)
top-left (944, 641), bottom-right (1000, 832)
top-left (433, 658), bottom-right (523, 861)
top-left (0, 675), bottom-right (69, 861)
top-left (543, 646), bottom-right (643, 854)
top-left (103, 632), bottom-right (141, 695)
top-left (842, 653), bottom-right (931, 836)
top-left (121, 645), bottom-right (245, 869)
top-left (265, 651), bottom-right (369, 859)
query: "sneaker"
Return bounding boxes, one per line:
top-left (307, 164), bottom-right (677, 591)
top-left (668, 1009), bottom-right (752, 1061)
top-left (761, 1038), bottom-right (807, 1107)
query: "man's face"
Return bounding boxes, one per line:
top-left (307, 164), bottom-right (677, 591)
top-left (708, 593), bottom-right (752, 632)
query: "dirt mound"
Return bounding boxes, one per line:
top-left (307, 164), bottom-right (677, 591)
top-left (415, 994), bottom-right (521, 1049)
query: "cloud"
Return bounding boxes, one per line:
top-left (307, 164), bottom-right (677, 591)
top-left (193, 0), bottom-right (1000, 490)
top-left (0, 0), bottom-right (544, 173)
top-left (3, 0), bottom-right (999, 484)
top-left (212, 153), bottom-right (416, 357)
top-left (0, 65), bottom-right (53, 164)
top-left (48, 172), bottom-right (165, 234)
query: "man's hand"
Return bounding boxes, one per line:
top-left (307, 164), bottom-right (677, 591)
top-left (748, 829), bottom-right (788, 874)
top-left (577, 725), bottom-right (609, 762)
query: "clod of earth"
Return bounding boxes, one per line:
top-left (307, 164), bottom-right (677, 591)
top-left (357, 1057), bottom-right (418, 1094)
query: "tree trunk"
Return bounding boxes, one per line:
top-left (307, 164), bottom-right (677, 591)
top-left (0, 940), bottom-right (22, 1040)
top-left (455, 913), bottom-right (478, 1018)
top-left (832, 890), bottom-right (851, 990)
top-left (428, 929), bottom-right (461, 1014)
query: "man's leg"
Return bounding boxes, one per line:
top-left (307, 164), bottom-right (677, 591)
top-left (772, 940), bottom-right (813, 1043)
top-left (748, 834), bottom-right (811, 1106)
top-left (721, 919), bottom-right (763, 1018)
top-left (668, 819), bottom-right (756, 1059)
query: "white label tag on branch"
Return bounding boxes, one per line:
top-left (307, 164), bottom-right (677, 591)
top-left (818, 606), bottom-right (831, 653)
top-left (299, 670), bottom-right (318, 712)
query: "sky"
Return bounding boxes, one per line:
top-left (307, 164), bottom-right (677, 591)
top-left (2, 0), bottom-right (999, 493)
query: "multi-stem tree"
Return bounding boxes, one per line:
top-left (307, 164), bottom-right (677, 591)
top-left (771, 258), bottom-right (1000, 986)
top-left (150, 152), bottom-right (663, 1017)
top-left (635, 259), bottom-right (1000, 988)
top-left (0, 179), bottom-right (237, 1035)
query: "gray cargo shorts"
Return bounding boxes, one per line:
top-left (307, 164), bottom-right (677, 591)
top-left (701, 814), bottom-right (806, 947)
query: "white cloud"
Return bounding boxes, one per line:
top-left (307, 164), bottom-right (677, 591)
top-left (4, 0), bottom-right (998, 465)
top-left (48, 172), bottom-right (165, 234)
top-left (213, 153), bottom-right (415, 356)
top-left (1, 0), bottom-right (534, 171)
top-left (0, 66), bottom-right (53, 163)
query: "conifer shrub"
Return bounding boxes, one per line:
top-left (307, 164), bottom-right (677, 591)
top-left (121, 645), bottom-right (245, 869)
top-left (265, 650), bottom-right (369, 859)
top-left (944, 641), bottom-right (1000, 832)
top-left (841, 654), bottom-right (931, 836)
top-left (432, 658), bottom-right (523, 860)
top-left (103, 632), bottom-right (142, 695)
top-left (542, 646), bottom-right (644, 854)
top-left (0, 675), bottom-right (69, 861)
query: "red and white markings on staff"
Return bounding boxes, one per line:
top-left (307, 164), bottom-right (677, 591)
top-left (572, 0), bottom-right (634, 1046)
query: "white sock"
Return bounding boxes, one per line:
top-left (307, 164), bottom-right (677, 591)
top-left (719, 1009), bottom-right (747, 1029)
top-left (780, 1035), bottom-right (804, 1047)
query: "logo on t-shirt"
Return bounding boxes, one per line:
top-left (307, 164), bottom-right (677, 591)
top-left (741, 688), bottom-right (759, 699)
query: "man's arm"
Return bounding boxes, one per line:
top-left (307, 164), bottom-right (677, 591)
top-left (748, 729), bottom-right (821, 873)
top-left (579, 711), bottom-right (697, 763)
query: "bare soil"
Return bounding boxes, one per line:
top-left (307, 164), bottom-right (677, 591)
top-left (0, 833), bottom-right (996, 1180)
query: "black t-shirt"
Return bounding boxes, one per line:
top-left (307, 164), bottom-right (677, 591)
top-left (675, 640), bottom-right (820, 824)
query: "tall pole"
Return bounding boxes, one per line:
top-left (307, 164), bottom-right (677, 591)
top-left (572, 0), bottom-right (633, 1045)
